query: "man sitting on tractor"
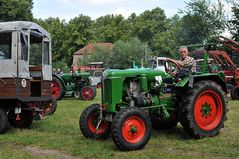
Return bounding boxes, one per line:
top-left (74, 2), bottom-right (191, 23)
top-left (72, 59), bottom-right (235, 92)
top-left (165, 46), bottom-right (197, 82)
top-left (167, 46), bottom-right (196, 73)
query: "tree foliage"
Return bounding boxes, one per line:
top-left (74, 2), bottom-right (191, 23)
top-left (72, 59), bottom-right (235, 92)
top-left (0, 0), bottom-right (232, 69)
top-left (35, 18), bottom-right (66, 62)
top-left (231, 4), bottom-right (239, 40)
top-left (0, 0), bottom-right (33, 21)
top-left (178, 0), bottom-right (226, 45)
top-left (88, 38), bottom-right (151, 69)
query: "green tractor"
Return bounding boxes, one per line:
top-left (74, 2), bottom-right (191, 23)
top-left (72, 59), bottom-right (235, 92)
top-left (79, 52), bottom-right (227, 151)
top-left (52, 72), bottom-right (96, 100)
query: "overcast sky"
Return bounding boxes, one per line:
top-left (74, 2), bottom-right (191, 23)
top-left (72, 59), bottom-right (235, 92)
top-left (32, 0), bottom-right (188, 21)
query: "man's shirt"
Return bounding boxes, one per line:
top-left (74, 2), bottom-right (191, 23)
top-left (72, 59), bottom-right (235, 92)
top-left (181, 56), bottom-right (196, 73)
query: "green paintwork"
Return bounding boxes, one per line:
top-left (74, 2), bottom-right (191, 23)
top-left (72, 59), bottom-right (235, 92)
top-left (175, 73), bottom-right (225, 88)
top-left (61, 72), bottom-right (90, 82)
top-left (202, 104), bottom-right (211, 116)
top-left (175, 77), bottom-right (189, 87)
top-left (55, 72), bottom-right (91, 93)
top-left (104, 68), bottom-right (166, 80)
top-left (97, 53), bottom-right (227, 125)
top-left (103, 77), bottom-right (124, 112)
top-left (202, 52), bottom-right (209, 74)
top-left (130, 126), bottom-right (137, 133)
top-left (102, 68), bottom-right (166, 113)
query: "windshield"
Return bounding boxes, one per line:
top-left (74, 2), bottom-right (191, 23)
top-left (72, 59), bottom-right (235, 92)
top-left (29, 33), bottom-right (42, 66)
top-left (150, 59), bottom-right (165, 69)
top-left (0, 32), bottom-right (12, 60)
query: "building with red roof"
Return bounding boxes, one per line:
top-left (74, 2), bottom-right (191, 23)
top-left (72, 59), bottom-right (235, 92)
top-left (73, 43), bottom-right (113, 66)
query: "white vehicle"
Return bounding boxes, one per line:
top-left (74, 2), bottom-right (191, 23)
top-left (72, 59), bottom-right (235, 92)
top-left (150, 56), bottom-right (168, 72)
top-left (89, 70), bottom-right (103, 88)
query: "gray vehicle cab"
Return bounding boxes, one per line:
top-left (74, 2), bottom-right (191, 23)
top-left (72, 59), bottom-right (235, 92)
top-left (0, 21), bottom-right (56, 134)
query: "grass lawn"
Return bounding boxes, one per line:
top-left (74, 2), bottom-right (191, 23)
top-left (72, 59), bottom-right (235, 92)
top-left (0, 90), bottom-right (239, 159)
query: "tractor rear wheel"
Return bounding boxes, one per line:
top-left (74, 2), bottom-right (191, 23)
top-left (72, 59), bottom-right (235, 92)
top-left (231, 86), bottom-right (239, 100)
top-left (8, 110), bottom-right (33, 128)
top-left (79, 86), bottom-right (96, 100)
top-left (51, 76), bottom-right (64, 100)
top-left (180, 80), bottom-right (227, 138)
top-left (0, 108), bottom-right (8, 134)
top-left (96, 82), bottom-right (102, 88)
top-left (80, 104), bottom-right (110, 139)
top-left (111, 107), bottom-right (152, 151)
top-left (44, 99), bottom-right (57, 116)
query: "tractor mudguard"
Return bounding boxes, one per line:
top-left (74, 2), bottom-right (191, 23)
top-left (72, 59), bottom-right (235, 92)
top-left (52, 74), bottom-right (67, 91)
top-left (175, 73), bottom-right (226, 92)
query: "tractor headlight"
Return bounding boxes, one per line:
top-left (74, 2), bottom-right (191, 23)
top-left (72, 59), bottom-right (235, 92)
top-left (155, 76), bottom-right (162, 87)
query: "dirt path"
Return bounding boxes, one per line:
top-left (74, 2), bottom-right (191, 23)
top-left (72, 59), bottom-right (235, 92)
top-left (24, 146), bottom-right (80, 159)
top-left (1, 143), bottom-right (80, 159)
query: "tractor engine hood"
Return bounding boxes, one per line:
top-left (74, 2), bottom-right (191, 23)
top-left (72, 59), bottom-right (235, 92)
top-left (103, 68), bottom-right (166, 79)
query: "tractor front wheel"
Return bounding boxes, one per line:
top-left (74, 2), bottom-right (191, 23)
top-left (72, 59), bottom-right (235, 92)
top-left (8, 110), bottom-right (33, 128)
top-left (80, 104), bottom-right (110, 139)
top-left (180, 80), bottom-right (227, 138)
top-left (44, 99), bottom-right (57, 116)
top-left (79, 86), bottom-right (96, 100)
top-left (111, 107), bottom-right (152, 151)
top-left (51, 76), bottom-right (64, 100)
top-left (0, 108), bottom-right (8, 134)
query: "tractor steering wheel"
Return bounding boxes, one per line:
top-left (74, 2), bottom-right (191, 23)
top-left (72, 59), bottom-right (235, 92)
top-left (164, 59), bottom-right (182, 77)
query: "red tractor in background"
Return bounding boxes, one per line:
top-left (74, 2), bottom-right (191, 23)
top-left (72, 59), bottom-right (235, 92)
top-left (211, 36), bottom-right (239, 99)
top-left (197, 36), bottom-right (239, 99)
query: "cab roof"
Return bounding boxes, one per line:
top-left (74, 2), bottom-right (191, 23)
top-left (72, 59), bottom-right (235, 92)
top-left (0, 21), bottom-right (50, 39)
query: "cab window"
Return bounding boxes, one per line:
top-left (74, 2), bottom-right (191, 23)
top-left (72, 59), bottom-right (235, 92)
top-left (0, 32), bottom-right (12, 60)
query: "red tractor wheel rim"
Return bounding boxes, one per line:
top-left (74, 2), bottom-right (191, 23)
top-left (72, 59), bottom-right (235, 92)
top-left (81, 87), bottom-right (93, 100)
top-left (194, 90), bottom-right (223, 131)
top-left (87, 113), bottom-right (109, 135)
top-left (122, 116), bottom-right (146, 144)
top-left (51, 81), bottom-right (60, 98)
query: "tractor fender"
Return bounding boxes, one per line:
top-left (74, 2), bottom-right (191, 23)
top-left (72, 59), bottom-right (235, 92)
top-left (193, 74), bottom-right (227, 93)
top-left (52, 74), bottom-right (67, 91)
top-left (176, 74), bottom-right (227, 93)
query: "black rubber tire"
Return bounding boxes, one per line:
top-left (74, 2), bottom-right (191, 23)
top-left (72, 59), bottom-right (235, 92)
top-left (80, 104), bottom-right (110, 139)
top-left (231, 86), bottom-right (239, 100)
top-left (180, 80), bottom-right (227, 139)
top-left (151, 111), bottom-right (178, 130)
top-left (8, 110), bottom-right (34, 128)
top-left (79, 86), bottom-right (97, 100)
top-left (0, 108), bottom-right (8, 134)
top-left (96, 82), bottom-right (102, 89)
top-left (111, 107), bottom-right (152, 151)
top-left (44, 99), bottom-right (57, 116)
top-left (52, 76), bottom-right (64, 100)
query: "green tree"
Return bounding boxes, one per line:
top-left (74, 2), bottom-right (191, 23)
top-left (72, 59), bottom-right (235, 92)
top-left (35, 18), bottom-right (67, 62)
top-left (86, 38), bottom-right (151, 69)
top-left (110, 38), bottom-right (151, 69)
top-left (87, 46), bottom-right (113, 68)
top-left (95, 15), bottom-right (129, 42)
top-left (61, 15), bottom-right (96, 66)
top-left (0, 0), bottom-right (33, 21)
top-left (178, 0), bottom-right (226, 45)
top-left (129, 7), bottom-right (168, 48)
top-left (231, 4), bottom-right (239, 40)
